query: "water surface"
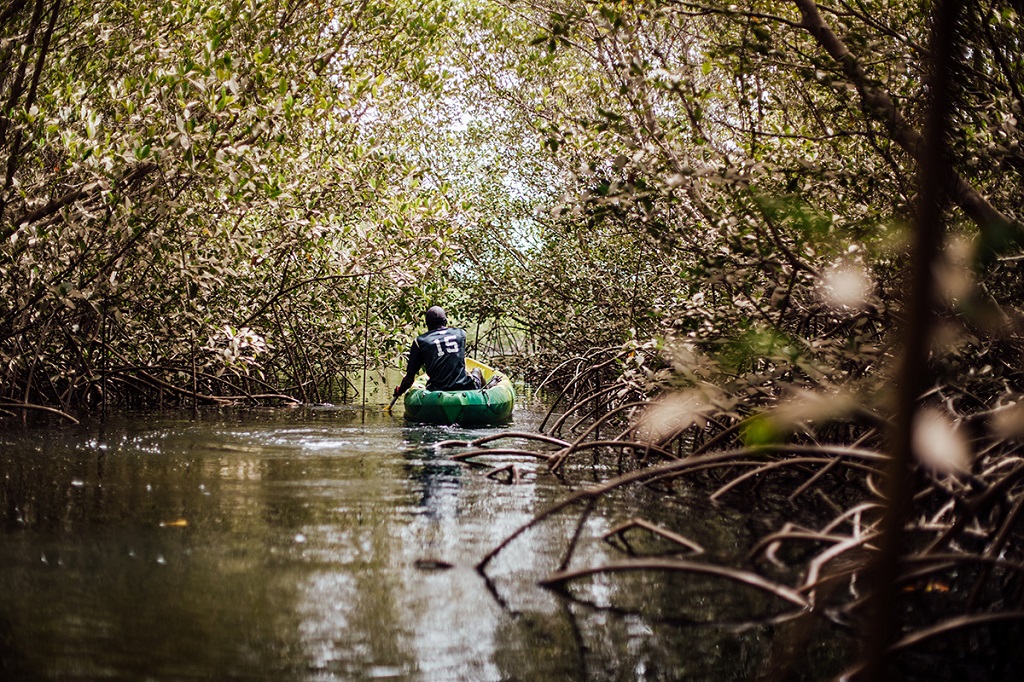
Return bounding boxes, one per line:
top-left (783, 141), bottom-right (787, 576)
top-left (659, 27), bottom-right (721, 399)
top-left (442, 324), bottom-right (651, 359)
top-left (0, 405), bottom-right (848, 680)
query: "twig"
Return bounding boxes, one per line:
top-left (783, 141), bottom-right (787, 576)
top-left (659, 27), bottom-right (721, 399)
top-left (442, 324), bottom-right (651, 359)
top-left (604, 517), bottom-right (705, 555)
top-left (539, 559), bottom-right (810, 610)
top-left (449, 448), bottom-right (553, 463)
top-left (0, 401), bottom-right (79, 424)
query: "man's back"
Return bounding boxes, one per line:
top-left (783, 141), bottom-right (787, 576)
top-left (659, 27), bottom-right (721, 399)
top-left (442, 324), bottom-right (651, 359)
top-left (411, 326), bottom-right (476, 391)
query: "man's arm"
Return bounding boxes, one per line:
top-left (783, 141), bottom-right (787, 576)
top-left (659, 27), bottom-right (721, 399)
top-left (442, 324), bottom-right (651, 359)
top-left (394, 339), bottom-right (423, 397)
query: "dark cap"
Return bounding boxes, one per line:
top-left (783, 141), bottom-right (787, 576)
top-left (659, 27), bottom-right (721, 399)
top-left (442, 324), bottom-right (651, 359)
top-left (425, 306), bottom-right (447, 329)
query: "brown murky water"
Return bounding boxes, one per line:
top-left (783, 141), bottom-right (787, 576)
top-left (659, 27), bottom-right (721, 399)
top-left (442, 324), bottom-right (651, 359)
top-left (0, 404), bottom-right (850, 680)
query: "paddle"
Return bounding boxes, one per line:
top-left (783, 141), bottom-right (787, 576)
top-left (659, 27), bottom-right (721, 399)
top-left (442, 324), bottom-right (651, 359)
top-left (384, 393), bottom-right (400, 412)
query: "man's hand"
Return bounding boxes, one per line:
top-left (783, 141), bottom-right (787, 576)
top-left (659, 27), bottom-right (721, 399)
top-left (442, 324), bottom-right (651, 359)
top-left (393, 386), bottom-right (402, 398)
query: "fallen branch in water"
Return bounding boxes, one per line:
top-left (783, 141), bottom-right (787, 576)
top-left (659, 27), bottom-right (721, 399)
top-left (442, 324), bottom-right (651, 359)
top-left (539, 558), bottom-right (811, 610)
top-left (476, 444), bottom-right (879, 572)
top-left (603, 517), bottom-right (706, 555)
top-left (435, 431), bottom-right (570, 450)
top-left (449, 448), bottom-right (553, 463)
top-left (483, 464), bottom-right (522, 484)
top-left (0, 401), bottom-right (80, 424)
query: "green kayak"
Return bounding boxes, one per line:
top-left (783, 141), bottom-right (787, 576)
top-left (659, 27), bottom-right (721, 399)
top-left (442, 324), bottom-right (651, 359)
top-left (403, 358), bottom-right (515, 426)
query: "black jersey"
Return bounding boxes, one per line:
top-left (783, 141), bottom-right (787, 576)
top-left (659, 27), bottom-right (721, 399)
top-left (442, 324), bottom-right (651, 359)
top-left (401, 326), bottom-right (476, 392)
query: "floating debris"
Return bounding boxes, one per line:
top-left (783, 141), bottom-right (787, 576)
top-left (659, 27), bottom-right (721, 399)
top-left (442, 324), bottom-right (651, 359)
top-left (414, 558), bottom-right (454, 571)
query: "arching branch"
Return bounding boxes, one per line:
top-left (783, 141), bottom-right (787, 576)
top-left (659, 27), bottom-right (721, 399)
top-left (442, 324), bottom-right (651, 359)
top-left (793, 0), bottom-right (1024, 258)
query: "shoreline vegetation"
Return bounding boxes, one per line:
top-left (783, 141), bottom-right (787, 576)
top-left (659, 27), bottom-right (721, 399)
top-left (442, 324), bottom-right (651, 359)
top-left (5, 0), bottom-right (1024, 676)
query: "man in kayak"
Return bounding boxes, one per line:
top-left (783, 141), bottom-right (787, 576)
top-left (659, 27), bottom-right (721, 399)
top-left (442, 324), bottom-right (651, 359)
top-left (393, 306), bottom-right (482, 398)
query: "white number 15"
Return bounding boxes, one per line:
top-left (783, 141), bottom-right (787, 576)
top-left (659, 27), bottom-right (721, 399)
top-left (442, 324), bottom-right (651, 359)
top-left (433, 335), bottom-right (459, 357)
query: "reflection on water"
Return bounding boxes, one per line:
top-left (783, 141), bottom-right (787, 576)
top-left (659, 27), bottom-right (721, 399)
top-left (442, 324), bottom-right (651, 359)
top-left (0, 406), bottom-right (850, 680)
